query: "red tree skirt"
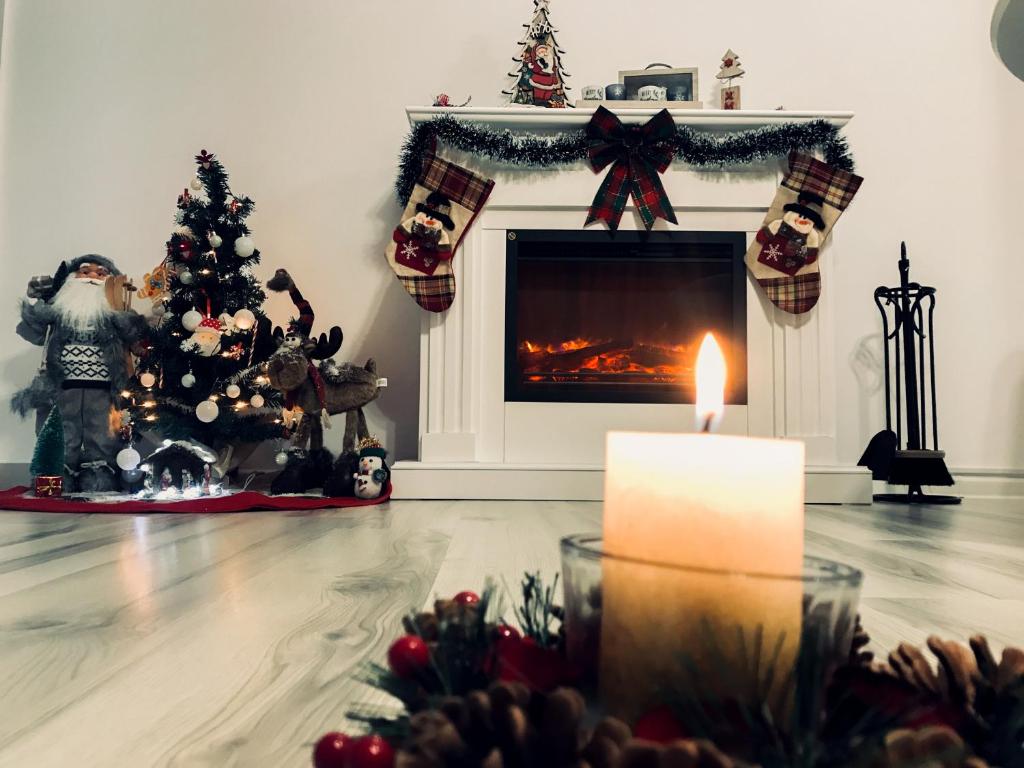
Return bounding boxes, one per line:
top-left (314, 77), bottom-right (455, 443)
top-left (0, 484), bottom-right (392, 514)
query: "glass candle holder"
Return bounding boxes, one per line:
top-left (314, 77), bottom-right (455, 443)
top-left (560, 534), bottom-right (863, 725)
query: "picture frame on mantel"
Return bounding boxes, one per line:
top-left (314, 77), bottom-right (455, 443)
top-left (576, 65), bottom-right (703, 109)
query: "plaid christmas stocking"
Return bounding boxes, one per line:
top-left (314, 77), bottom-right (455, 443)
top-left (385, 153), bottom-right (494, 313)
top-left (745, 151), bottom-right (863, 314)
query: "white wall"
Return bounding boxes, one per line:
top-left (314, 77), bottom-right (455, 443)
top-left (1, 0), bottom-right (1022, 472)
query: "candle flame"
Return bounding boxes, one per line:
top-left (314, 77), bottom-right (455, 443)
top-left (695, 332), bottom-right (725, 432)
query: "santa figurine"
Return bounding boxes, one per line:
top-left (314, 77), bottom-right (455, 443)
top-left (755, 192), bottom-right (826, 276)
top-left (180, 315), bottom-right (223, 356)
top-left (527, 43), bottom-right (561, 106)
top-left (391, 192), bottom-right (454, 276)
top-left (12, 255), bottom-right (146, 491)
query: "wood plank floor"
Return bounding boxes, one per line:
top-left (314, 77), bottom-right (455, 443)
top-left (0, 498), bottom-right (1021, 767)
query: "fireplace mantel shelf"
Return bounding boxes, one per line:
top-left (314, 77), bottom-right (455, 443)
top-left (406, 105), bottom-right (853, 132)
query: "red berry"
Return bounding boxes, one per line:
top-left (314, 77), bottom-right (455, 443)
top-left (494, 624), bottom-right (521, 641)
top-left (632, 705), bottom-right (687, 743)
top-left (386, 635), bottom-right (431, 679)
top-left (453, 590), bottom-right (480, 606)
top-left (312, 731), bottom-right (352, 768)
top-left (349, 735), bottom-right (395, 768)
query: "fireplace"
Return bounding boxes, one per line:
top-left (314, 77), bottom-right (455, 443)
top-left (505, 230), bottom-right (748, 404)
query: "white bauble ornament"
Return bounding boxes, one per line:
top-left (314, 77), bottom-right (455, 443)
top-left (250, 393), bottom-right (265, 408)
top-left (234, 236), bottom-right (255, 258)
top-left (190, 176), bottom-right (202, 191)
top-left (181, 372), bottom-right (196, 388)
top-left (139, 371), bottom-right (157, 388)
top-left (182, 309), bottom-right (203, 331)
top-left (151, 301), bottom-right (166, 317)
top-left (179, 270), bottom-right (194, 285)
top-left (233, 308), bottom-right (256, 330)
top-left (208, 232), bottom-right (223, 248)
top-left (275, 451), bottom-right (289, 466)
top-left (196, 399), bottom-right (219, 423)
top-left (116, 447), bottom-right (142, 470)
top-left (226, 383), bottom-right (241, 399)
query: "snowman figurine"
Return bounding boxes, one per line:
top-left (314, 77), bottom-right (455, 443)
top-left (354, 437), bottom-right (390, 499)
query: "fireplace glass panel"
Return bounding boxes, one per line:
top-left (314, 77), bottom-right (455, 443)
top-left (505, 230), bottom-right (747, 404)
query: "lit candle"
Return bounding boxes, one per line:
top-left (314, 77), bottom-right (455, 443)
top-left (601, 332), bottom-right (805, 722)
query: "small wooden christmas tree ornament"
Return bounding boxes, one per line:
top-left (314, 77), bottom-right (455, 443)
top-left (717, 49), bottom-right (745, 110)
top-left (503, 0), bottom-right (571, 107)
top-left (31, 406), bottom-right (66, 497)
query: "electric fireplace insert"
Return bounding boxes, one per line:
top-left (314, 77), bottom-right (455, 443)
top-left (505, 230), bottom-right (747, 405)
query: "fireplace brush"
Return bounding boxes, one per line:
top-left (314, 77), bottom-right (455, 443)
top-left (858, 242), bottom-right (960, 505)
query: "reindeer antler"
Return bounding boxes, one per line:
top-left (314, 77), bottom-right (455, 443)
top-left (310, 326), bottom-right (343, 360)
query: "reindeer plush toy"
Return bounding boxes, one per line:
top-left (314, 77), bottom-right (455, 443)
top-left (263, 269), bottom-right (383, 494)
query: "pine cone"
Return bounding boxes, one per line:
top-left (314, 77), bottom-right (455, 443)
top-left (880, 726), bottom-right (988, 768)
top-left (397, 682), bottom-right (624, 768)
top-left (884, 635), bottom-right (1024, 719)
top-left (850, 614), bottom-right (874, 666)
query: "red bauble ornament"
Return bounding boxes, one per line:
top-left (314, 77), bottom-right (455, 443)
top-left (494, 624), bottom-right (521, 641)
top-left (632, 705), bottom-right (687, 743)
top-left (387, 635), bottom-right (431, 679)
top-left (348, 735), bottom-right (395, 768)
top-left (312, 731), bottom-right (352, 768)
top-left (453, 590), bottom-right (480, 606)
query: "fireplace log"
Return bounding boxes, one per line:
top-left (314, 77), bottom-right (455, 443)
top-left (631, 344), bottom-right (688, 368)
top-left (522, 339), bottom-right (632, 372)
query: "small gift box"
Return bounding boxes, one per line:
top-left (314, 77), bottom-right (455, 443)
top-left (34, 475), bottom-right (63, 498)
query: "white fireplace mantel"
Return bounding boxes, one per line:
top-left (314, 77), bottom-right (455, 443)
top-left (406, 105), bottom-right (854, 132)
top-left (391, 106), bottom-right (871, 504)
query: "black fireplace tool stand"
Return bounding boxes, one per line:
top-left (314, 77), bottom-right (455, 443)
top-left (858, 243), bottom-right (960, 505)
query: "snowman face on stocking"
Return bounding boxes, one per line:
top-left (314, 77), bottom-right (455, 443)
top-left (755, 193), bottom-right (825, 277)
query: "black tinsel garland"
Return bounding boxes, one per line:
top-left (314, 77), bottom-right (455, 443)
top-left (396, 114), bottom-right (854, 204)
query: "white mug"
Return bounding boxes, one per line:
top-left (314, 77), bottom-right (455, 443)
top-left (638, 85), bottom-right (667, 101)
top-left (581, 85), bottom-right (605, 100)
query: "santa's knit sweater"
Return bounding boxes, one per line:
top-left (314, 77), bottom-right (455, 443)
top-left (60, 326), bottom-right (111, 386)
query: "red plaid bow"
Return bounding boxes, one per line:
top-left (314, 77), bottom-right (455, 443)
top-left (584, 107), bottom-right (678, 231)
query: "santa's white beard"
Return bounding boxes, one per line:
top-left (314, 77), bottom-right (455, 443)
top-left (51, 277), bottom-right (113, 331)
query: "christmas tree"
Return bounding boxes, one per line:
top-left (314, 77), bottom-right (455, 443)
top-left (30, 406), bottom-right (65, 477)
top-left (503, 0), bottom-right (570, 107)
top-left (124, 150), bottom-right (282, 450)
top-left (716, 49), bottom-right (745, 82)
